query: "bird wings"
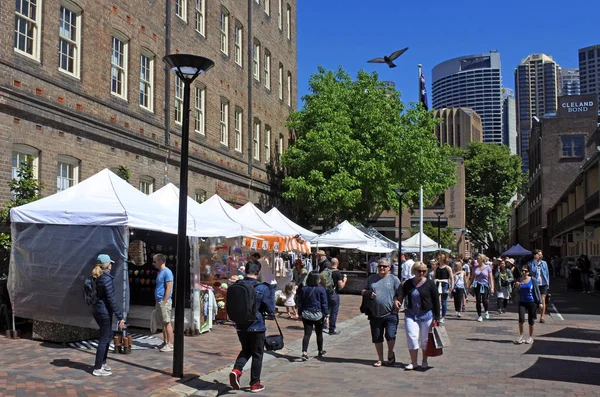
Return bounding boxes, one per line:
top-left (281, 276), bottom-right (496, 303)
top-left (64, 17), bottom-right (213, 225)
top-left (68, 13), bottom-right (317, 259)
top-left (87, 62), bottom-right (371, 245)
top-left (388, 47), bottom-right (408, 60)
top-left (367, 58), bottom-right (386, 63)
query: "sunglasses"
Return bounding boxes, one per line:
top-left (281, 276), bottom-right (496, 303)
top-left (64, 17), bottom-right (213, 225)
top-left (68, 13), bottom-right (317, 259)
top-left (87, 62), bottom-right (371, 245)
top-left (521, 269), bottom-right (529, 272)
top-left (416, 269), bottom-right (427, 274)
top-left (377, 265), bottom-right (390, 269)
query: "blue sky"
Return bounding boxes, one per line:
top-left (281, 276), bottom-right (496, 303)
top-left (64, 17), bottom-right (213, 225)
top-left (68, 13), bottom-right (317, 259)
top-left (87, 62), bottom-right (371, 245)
top-left (297, 0), bottom-right (598, 106)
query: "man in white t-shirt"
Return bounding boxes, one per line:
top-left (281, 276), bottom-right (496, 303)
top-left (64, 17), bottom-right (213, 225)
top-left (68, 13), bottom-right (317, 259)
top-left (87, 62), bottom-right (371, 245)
top-left (400, 253), bottom-right (416, 284)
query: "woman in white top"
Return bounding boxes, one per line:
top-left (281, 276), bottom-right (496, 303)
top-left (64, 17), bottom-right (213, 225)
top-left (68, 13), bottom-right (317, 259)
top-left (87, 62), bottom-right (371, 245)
top-left (452, 261), bottom-right (466, 317)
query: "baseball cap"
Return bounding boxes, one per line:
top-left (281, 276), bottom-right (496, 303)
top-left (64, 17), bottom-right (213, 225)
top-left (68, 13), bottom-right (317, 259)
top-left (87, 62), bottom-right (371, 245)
top-left (97, 254), bottom-right (115, 264)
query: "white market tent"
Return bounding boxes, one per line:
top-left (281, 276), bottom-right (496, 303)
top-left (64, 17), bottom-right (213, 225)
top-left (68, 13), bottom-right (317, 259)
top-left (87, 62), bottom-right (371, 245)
top-left (264, 207), bottom-right (317, 241)
top-left (149, 183), bottom-right (248, 238)
top-left (8, 168), bottom-right (186, 330)
top-left (236, 202), bottom-right (281, 235)
top-left (197, 195), bottom-right (277, 236)
top-left (312, 220), bottom-right (394, 253)
top-left (401, 232), bottom-right (447, 253)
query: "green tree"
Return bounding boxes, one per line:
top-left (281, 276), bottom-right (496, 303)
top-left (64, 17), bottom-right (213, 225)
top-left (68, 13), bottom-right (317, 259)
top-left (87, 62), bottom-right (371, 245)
top-left (114, 166), bottom-right (131, 182)
top-left (410, 222), bottom-right (457, 253)
top-left (281, 67), bottom-right (456, 228)
top-left (0, 157), bottom-right (44, 269)
top-left (460, 142), bottom-right (523, 251)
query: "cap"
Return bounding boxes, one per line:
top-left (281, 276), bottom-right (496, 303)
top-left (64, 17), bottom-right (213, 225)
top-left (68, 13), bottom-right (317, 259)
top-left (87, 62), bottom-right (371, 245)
top-left (97, 254), bottom-right (115, 264)
top-left (316, 250), bottom-right (326, 256)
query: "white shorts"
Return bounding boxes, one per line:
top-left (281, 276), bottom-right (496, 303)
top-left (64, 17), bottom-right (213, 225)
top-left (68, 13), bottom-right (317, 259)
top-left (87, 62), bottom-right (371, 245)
top-left (404, 316), bottom-right (433, 350)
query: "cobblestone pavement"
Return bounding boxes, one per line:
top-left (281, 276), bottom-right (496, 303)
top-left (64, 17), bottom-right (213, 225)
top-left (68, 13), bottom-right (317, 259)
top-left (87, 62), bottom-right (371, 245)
top-left (3, 287), bottom-right (600, 397)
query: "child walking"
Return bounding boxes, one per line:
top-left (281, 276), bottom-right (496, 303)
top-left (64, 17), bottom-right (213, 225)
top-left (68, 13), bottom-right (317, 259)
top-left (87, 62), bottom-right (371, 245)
top-left (283, 282), bottom-right (298, 319)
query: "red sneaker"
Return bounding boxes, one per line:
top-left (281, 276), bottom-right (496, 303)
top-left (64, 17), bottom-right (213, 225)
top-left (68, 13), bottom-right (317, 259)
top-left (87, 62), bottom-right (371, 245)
top-left (229, 369), bottom-right (242, 390)
top-left (250, 382), bottom-right (265, 392)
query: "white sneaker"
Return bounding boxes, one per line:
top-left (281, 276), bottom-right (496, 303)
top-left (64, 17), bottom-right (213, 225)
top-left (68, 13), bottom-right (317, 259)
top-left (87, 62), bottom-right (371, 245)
top-left (515, 335), bottom-right (524, 344)
top-left (404, 364), bottom-right (415, 371)
top-left (477, 316), bottom-right (483, 322)
top-left (102, 365), bottom-right (111, 372)
top-left (439, 318), bottom-right (445, 324)
top-left (92, 368), bottom-right (112, 377)
top-left (160, 344), bottom-right (174, 352)
top-left (525, 337), bottom-right (534, 344)
top-left (485, 311), bottom-right (490, 319)
top-left (457, 312), bottom-right (461, 318)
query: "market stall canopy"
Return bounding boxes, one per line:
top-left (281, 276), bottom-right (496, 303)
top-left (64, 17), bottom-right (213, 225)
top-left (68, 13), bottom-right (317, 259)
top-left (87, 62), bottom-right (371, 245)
top-left (149, 184), bottom-right (247, 237)
top-left (501, 244), bottom-right (531, 257)
top-left (264, 207), bottom-right (318, 241)
top-left (312, 220), bottom-right (393, 252)
top-left (10, 168), bottom-right (181, 234)
top-left (356, 224), bottom-right (398, 250)
top-left (401, 232), bottom-right (445, 253)
top-left (241, 235), bottom-right (311, 254)
top-left (236, 202), bottom-right (281, 235)
top-left (197, 195), bottom-right (276, 236)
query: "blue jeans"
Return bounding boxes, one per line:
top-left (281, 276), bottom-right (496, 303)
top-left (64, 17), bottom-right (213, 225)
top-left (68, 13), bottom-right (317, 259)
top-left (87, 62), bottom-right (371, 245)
top-left (327, 293), bottom-right (340, 332)
top-left (582, 273), bottom-right (591, 292)
top-left (440, 283), bottom-right (449, 317)
top-left (369, 313), bottom-right (399, 343)
top-left (93, 311), bottom-right (113, 370)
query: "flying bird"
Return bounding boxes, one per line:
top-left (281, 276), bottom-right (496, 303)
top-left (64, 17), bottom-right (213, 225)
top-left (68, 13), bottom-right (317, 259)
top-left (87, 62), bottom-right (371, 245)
top-left (367, 47), bottom-right (409, 68)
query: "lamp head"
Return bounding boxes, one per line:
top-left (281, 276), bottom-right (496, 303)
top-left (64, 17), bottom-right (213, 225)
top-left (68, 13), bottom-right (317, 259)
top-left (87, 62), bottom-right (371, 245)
top-left (393, 188), bottom-right (408, 197)
top-left (434, 210), bottom-right (444, 217)
top-left (163, 54), bottom-right (215, 82)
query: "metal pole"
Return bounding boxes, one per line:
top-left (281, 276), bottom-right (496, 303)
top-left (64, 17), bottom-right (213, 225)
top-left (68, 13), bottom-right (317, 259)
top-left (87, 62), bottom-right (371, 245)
top-left (437, 214), bottom-right (441, 247)
top-left (173, 80), bottom-right (192, 378)
top-left (398, 199), bottom-right (402, 258)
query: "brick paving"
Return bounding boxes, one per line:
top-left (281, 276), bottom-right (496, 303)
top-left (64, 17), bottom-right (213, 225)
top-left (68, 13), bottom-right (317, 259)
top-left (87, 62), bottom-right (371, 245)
top-left (3, 290), bottom-right (600, 396)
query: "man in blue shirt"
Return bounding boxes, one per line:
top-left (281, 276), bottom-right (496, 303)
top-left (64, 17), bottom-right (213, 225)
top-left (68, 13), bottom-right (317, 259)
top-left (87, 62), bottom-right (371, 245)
top-left (230, 260), bottom-right (275, 393)
top-left (529, 249), bottom-right (550, 323)
top-left (153, 253), bottom-right (174, 352)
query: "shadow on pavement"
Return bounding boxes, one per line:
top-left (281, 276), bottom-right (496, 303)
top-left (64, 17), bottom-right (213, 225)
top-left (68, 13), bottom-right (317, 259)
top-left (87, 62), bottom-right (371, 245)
top-left (50, 358), bottom-right (93, 374)
top-left (265, 351), bottom-right (299, 362)
top-left (513, 357), bottom-right (600, 386)
top-left (547, 278), bottom-right (600, 317)
top-left (539, 327), bottom-right (600, 342)
top-left (523, 340), bottom-right (600, 359)
top-left (180, 377), bottom-right (233, 396)
top-left (466, 338), bottom-right (515, 344)
top-left (315, 356), bottom-right (403, 367)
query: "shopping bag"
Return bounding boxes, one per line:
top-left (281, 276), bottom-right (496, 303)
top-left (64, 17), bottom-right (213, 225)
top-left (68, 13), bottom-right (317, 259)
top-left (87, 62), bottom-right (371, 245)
top-left (433, 325), bottom-right (451, 348)
top-left (425, 332), bottom-right (443, 357)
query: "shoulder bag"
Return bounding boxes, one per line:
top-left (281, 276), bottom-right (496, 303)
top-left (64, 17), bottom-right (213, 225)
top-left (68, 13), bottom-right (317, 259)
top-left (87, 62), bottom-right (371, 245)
top-left (301, 287), bottom-right (323, 321)
top-left (264, 315), bottom-right (284, 351)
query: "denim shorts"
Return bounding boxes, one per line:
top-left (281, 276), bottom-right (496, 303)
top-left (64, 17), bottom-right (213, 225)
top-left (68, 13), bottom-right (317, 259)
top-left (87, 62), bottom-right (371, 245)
top-left (369, 313), bottom-right (399, 343)
top-left (539, 285), bottom-right (548, 295)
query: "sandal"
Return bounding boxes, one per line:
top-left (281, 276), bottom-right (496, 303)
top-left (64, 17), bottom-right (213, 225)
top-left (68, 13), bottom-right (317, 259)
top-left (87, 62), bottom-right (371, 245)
top-left (373, 360), bottom-right (382, 367)
top-left (385, 352), bottom-right (395, 366)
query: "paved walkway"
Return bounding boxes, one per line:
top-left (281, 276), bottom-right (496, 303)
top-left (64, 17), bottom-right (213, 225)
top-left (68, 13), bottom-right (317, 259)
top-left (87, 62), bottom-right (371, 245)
top-left (2, 287), bottom-right (600, 396)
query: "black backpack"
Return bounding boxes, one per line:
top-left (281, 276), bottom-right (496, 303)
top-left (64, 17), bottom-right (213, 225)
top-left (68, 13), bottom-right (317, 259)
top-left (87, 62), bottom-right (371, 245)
top-left (84, 277), bottom-right (99, 306)
top-left (226, 279), bottom-right (258, 324)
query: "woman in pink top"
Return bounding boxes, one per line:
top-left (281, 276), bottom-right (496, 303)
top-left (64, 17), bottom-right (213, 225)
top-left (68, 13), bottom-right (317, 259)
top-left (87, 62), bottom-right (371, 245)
top-left (469, 254), bottom-right (495, 322)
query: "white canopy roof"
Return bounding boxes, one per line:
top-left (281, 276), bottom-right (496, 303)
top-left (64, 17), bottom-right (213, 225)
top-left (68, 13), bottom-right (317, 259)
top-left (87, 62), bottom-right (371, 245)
top-left (149, 184), bottom-right (247, 238)
top-left (401, 232), bottom-right (442, 253)
top-left (236, 202), bottom-right (281, 236)
top-left (312, 220), bottom-right (393, 252)
top-left (10, 169), bottom-right (179, 233)
top-left (264, 207), bottom-right (317, 241)
top-left (197, 195), bottom-right (275, 236)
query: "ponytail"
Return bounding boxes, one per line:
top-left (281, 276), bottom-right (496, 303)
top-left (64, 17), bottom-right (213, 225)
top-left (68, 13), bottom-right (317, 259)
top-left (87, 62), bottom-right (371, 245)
top-left (92, 263), bottom-right (109, 278)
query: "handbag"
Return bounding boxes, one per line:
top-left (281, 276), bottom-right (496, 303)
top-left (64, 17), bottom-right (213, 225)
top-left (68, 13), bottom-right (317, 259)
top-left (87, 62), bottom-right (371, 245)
top-left (425, 332), bottom-right (443, 357)
top-left (432, 325), bottom-right (451, 349)
top-left (264, 315), bottom-right (284, 351)
top-left (300, 287), bottom-right (323, 321)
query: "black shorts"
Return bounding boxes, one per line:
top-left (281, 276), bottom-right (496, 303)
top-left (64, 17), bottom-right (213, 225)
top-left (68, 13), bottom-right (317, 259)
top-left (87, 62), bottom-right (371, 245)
top-left (369, 313), bottom-right (399, 343)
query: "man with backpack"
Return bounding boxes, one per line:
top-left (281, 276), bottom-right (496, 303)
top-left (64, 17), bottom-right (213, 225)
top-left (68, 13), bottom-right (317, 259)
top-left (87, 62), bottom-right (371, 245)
top-left (228, 260), bottom-right (275, 393)
top-left (327, 258), bottom-right (347, 335)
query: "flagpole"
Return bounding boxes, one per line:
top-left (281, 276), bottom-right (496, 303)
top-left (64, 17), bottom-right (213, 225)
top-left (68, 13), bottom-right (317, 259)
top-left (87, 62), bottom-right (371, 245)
top-left (419, 185), bottom-right (423, 261)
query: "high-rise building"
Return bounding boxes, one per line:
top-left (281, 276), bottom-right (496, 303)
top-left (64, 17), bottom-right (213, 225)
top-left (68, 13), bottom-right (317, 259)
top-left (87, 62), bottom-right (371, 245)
top-left (432, 52), bottom-right (503, 144)
top-left (514, 54), bottom-right (560, 174)
top-left (502, 88), bottom-right (518, 155)
top-left (559, 68), bottom-right (580, 96)
top-left (434, 108), bottom-right (483, 149)
top-left (579, 44), bottom-right (600, 100)
top-left (0, 0), bottom-right (297, 206)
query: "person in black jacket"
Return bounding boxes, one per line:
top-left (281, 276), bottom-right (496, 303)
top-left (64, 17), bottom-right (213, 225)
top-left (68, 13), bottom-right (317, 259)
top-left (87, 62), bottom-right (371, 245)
top-left (297, 272), bottom-right (328, 361)
top-left (91, 254), bottom-right (125, 377)
top-left (398, 261), bottom-right (440, 370)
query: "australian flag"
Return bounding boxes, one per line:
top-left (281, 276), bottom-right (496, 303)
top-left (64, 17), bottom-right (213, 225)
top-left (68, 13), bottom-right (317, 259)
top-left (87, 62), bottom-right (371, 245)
top-left (419, 70), bottom-right (428, 110)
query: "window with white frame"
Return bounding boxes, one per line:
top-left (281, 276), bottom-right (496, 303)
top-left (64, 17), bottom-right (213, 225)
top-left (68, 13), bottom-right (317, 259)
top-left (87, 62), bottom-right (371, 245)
top-left (220, 99), bottom-right (229, 146)
top-left (14, 0), bottom-right (42, 59)
top-left (278, 63), bottom-right (283, 100)
top-left (194, 85), bottom-right (205, 135)
top-left (287, 71), bottom-right (292, 106)
top-left (12, 145), bottom-right (39, 181)
top-left (175, 76), bottom-right (183, 124)
top-left (235, 108), bottom-right (243, 152)
top-left (58, 3), bottom-right (81, 77)
top-left (264, 0), bottom-right (270, 15)
top-left (278, 133), bottom-right (284, 158)
top-left (253, 120), bottom-right (261, 160)
top-left (139, 50), bottom-right (154, 111)
top-left (264, 49), bottom-right (271, 89)
top-left (234, 22), bottom-right (243, 66)
top-left (277, 0), bottom-right (282, 29)
top-left (286, 4), bottom-right (291, 40)
top-left (220, 7), bottom-right (229, 55)
top-left (176, 0), bottom-right (187, 21)
top-left (195, 0), bottom-right (205, 35)
top-left (57, 155), bottom-right (79, 192)
top-left (265, 125), bottom-right (271, 164)
top-left (139, 176), bottom-right (154, 195)
top-left (253, 39), bottom-right (261, 81)
top-left (111, 34), bottom-right (128, 99)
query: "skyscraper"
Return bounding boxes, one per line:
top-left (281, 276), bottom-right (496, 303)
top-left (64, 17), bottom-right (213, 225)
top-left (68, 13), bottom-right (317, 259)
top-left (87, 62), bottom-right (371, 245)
top-left (432, 52), bottom-right (503, 144)
top-left (502, 88), bottom-right (518, 155)
top-left (514, 54), bottom-right (560, 174)
top-left (559, 68), bottom-right (580, 96)
top-left (579, 44), bottom-right (600, 100)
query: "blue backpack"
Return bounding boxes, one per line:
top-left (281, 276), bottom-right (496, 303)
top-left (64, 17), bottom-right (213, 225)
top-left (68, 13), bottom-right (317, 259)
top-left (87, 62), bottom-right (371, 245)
top-left (84, 277), bottom-right (99, 306)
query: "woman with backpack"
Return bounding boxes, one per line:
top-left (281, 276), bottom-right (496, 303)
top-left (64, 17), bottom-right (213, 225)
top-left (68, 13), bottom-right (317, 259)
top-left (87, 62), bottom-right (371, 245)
top-left (91, 254), bottom-right (125, 377)
top-left (297, 272), bottom-right (328, 361)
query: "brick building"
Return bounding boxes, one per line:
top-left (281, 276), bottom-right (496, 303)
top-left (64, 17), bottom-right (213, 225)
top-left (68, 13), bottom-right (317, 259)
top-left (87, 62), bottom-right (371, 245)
top-left (434, 107), bottom-right (483, 149)
top-left (0, 0), bottom-right (297, 207)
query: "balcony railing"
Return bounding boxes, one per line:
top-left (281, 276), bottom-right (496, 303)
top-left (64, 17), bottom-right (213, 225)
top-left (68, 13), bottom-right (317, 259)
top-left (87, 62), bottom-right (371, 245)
top-left (551, 206), bottom-right (585, 237)
top-left (585, 191), bottom-right (600, 215)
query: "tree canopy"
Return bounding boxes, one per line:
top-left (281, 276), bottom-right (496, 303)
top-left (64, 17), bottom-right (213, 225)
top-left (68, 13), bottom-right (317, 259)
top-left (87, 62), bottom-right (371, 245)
top-left (281, 67), bottom-right (456, 228)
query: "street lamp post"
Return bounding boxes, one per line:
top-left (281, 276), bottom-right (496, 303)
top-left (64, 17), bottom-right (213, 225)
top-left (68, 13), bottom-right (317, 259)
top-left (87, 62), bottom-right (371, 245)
top-left (434, 210), bottom-right (444, 249)
top-left (163, 54), bottom-right (214, 378)
top-left (394, 188), bottom-right (409, 258)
